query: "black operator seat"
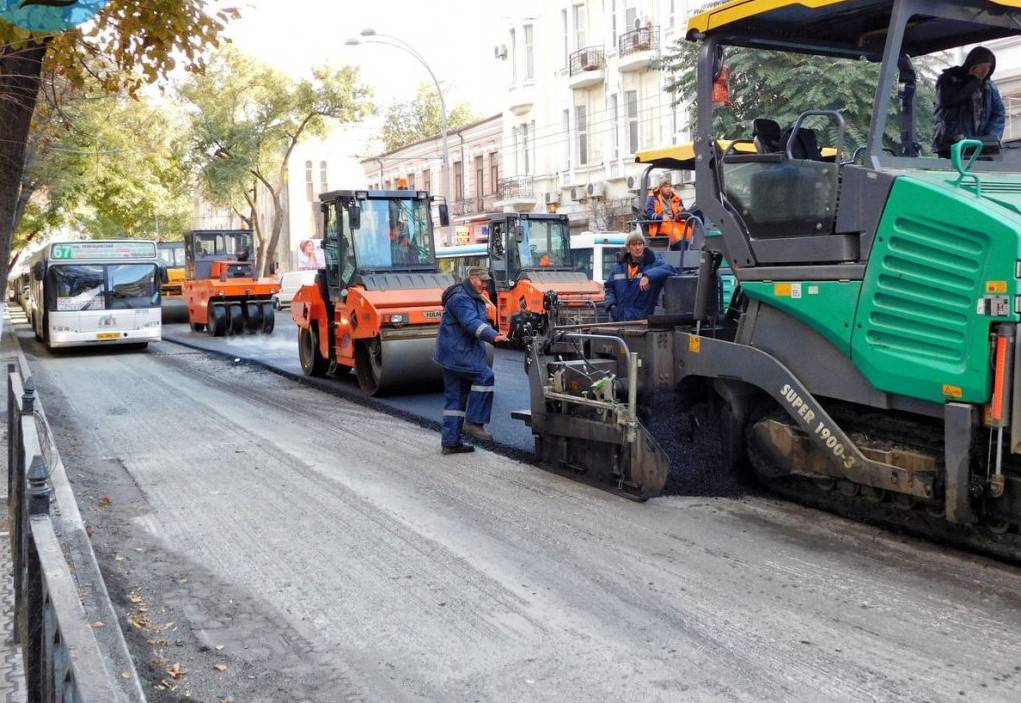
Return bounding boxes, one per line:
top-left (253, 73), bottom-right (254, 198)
top-left (783, 127), bottom-right (824, 161)
top-left (752, 118), bottom-right (783, 153)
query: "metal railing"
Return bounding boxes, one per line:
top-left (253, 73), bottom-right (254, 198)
top-left (497, 177), bottom-right (535, 200)
top-left (450, 193), bottom-right (501, 217)
top-left (619, 26), bottom-right (660, 56)
top-left (7, 365), bottom-right (127, 702)
top-left (569, 46), bottom-right (606, 76)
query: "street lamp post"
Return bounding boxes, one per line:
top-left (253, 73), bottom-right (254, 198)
top-left (346, 30), bottom-right (451, 203)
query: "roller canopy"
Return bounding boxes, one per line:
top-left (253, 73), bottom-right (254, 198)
top-left (687, 0), bottom-right (1021, 59)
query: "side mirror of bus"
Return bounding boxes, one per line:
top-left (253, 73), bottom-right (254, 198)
top-left (32, 261), bottom-right (44, 281)
top-left (159, 265), bottom-right (169, 285)
top-left (349, 202), bottom-right (361, 231)
top-left (438, 203), bottom-right (450, 227)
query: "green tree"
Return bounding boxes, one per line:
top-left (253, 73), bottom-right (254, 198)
top-left (182, 47), bottom-right (373, 276)
top-left (660, 41), bottom-right (940, 154)
top-left (0, 0), bottom-right (236, 295)
top-left (380, 82), bottom-right (478, 152)
top-left (9, 77), bottom-right (192, 272)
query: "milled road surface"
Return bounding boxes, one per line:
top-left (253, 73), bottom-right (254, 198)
top-left (161, 315), bottom-right (536, 453)
top-left (21, 327), bottom-right (1021, 702)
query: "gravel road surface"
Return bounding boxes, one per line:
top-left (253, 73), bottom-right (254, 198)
top-left (20, 328), bottom-right (1021, 703)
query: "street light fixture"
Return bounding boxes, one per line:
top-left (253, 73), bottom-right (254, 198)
top-left (346, 29), bottom-right (451, 204)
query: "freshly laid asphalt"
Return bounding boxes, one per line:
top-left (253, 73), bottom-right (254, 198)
top-left (160, 309), bottom-right (537, 454)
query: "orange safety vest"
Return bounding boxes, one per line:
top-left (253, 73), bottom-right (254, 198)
top-left (649, 192), bottom-right (687, 243)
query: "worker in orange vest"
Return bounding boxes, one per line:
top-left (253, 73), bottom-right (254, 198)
top-left (645, 181), bottom-right (688, 246)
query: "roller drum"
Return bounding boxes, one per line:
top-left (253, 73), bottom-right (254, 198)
top-left (355, 332), bottom-right (443, 396)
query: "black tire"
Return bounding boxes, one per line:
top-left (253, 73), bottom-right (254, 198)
top-left (227, 303), bottom-right (244, 335)
top-left (32, 312), bottom-right (42, 342)
top-left (299, 325), bottom-right (329, 376)
top-left (261, 302), bottom-right (275, 334)
top-left (189, 320), bottom-right (205, 333)
top-left (244, 302), bottom-right (262, 333)
top-left (207, 304), bottom-right (226, 337)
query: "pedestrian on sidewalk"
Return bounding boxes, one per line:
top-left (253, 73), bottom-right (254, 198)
top-left (435, 266), bottom-right (508, 454)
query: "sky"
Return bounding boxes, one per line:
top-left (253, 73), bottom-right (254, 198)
top-left (223, 0), bottom-right (507, 119)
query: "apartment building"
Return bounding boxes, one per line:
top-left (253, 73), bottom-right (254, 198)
top-left (360, 115), bottom-right (503, 246)
top-left (496, 1), bottom-right (698, 232)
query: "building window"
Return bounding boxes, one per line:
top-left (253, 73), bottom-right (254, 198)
top-left (626, 90), bottom-right (639, 154)
top-left (474, 155), bottom-right (484, 200)
top-left (562, 10), bottom-right (569, 69)
top-left (626, 5), bottom-right (637, 32)
top-left (510, 29), bottom-right (517, 83)
top-left (513, 127), bottom-right (520, 175)
top-left (489, 152), bottom-right (499, 193)
top-left (319, 160), bottom-right (328, 194)
top-left (305, 160), bottom-right (314, 201)
top-left (423, 169), bottom-right (431, 193)
top-left (407, 173), bottom-right (416, 189)
top-left (574, 4), bottom-right (586, 50)
top-left (610, 93), bottom-right (619, 160)
top-left (522, 123), bottom-right (530, 175)
top-left (454, 161), bottom-right (464, 201)
top-left (384, 179), bottom-right (391, 190)
top-left (563, 109), bottom-right (571, 169)
top-left (612, 0), bottom-right (617, 45)
top-left (576, 105), bottom-right (588, 166)
top-left (524, 24), bottom-right (534, 81)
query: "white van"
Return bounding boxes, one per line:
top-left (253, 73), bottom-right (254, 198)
top-left (274, 270), bottom-right (318, 309)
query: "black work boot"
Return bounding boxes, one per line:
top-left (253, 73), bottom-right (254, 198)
top-left (441, 444), bottom-right (475, 455)
top-left (463, 422), bottom-right (493, 443)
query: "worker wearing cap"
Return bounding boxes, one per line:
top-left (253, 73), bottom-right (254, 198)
top-left (604, 232), bottom-right (675, 321)
top-left (645, 181), bottom-right (685, 241)
top-left (435, 266), bottom-right (509, 454)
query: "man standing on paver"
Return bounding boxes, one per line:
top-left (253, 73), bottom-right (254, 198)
top-left (435, 266), bottom-right (508, 454)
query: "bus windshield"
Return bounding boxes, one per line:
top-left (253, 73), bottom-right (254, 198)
top-left (353, 198), bottom-right (434, 269)
top-left (158, 244), bottom-right (185, 267)
top-left (517, 220), bottom-right (569, 269)
top-left (49, 264), bottom-right (158, 312)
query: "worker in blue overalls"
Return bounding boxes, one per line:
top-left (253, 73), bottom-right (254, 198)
top-left (434, 266), bottom-right (509, 454)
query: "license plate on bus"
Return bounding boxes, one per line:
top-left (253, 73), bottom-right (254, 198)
top-left (96, 332), bottom-right (121, 340)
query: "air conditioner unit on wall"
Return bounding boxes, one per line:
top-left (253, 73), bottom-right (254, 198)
top-left (544, 191), bottom-right (560, 205)
top-left (572, 186), bottom-right (588, 201)
top-left (587, 182), bottom-right (606, 199)
top-left (494, 44), bottom-right (508, 60)
top-left (581, 49), bottom-right (601, 71)
top-left (626, 175), bottom-right (637, 191)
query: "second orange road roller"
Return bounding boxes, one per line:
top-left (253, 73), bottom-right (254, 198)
top-left (291, 187), bottom-right (494, 395)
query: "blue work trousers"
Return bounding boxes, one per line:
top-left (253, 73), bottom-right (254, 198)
top-left (441, 367), bottom-right (495, 447)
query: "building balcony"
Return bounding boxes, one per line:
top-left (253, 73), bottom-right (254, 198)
top-left (508, 83), bottom-right (535, 116)
top-left (568, 47), bottom-right (605, 90)
top-left (450, 193), bottom-right (500, 217)
top-left (494, 177), bottom-right (536, 212)
top-left (618, 26), bottom-right (660, 72)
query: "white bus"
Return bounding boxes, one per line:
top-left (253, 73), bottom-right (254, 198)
top-left (570, 232), bottom-right (627, 283)
top-left (29, 240), bottom-right (163, 350)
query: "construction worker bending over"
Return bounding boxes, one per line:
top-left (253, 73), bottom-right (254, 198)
top-left (604, 232), bottom-right (675, 322)
top-left (435, 266), bottom-right (509, 454)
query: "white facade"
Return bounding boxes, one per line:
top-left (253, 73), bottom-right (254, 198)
top-left (496, 1), bottom-right (699, 232)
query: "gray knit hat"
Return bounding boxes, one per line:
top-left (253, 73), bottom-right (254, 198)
top-left (626, 231), bottom-right (647, 246)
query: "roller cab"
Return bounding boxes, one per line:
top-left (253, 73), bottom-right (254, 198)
top-left (291, 189), bottom-right (484, 395)
top-left (182, 230), bottom-right (279, 336)
top-left (486, 213), bottom-right (605, 340)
